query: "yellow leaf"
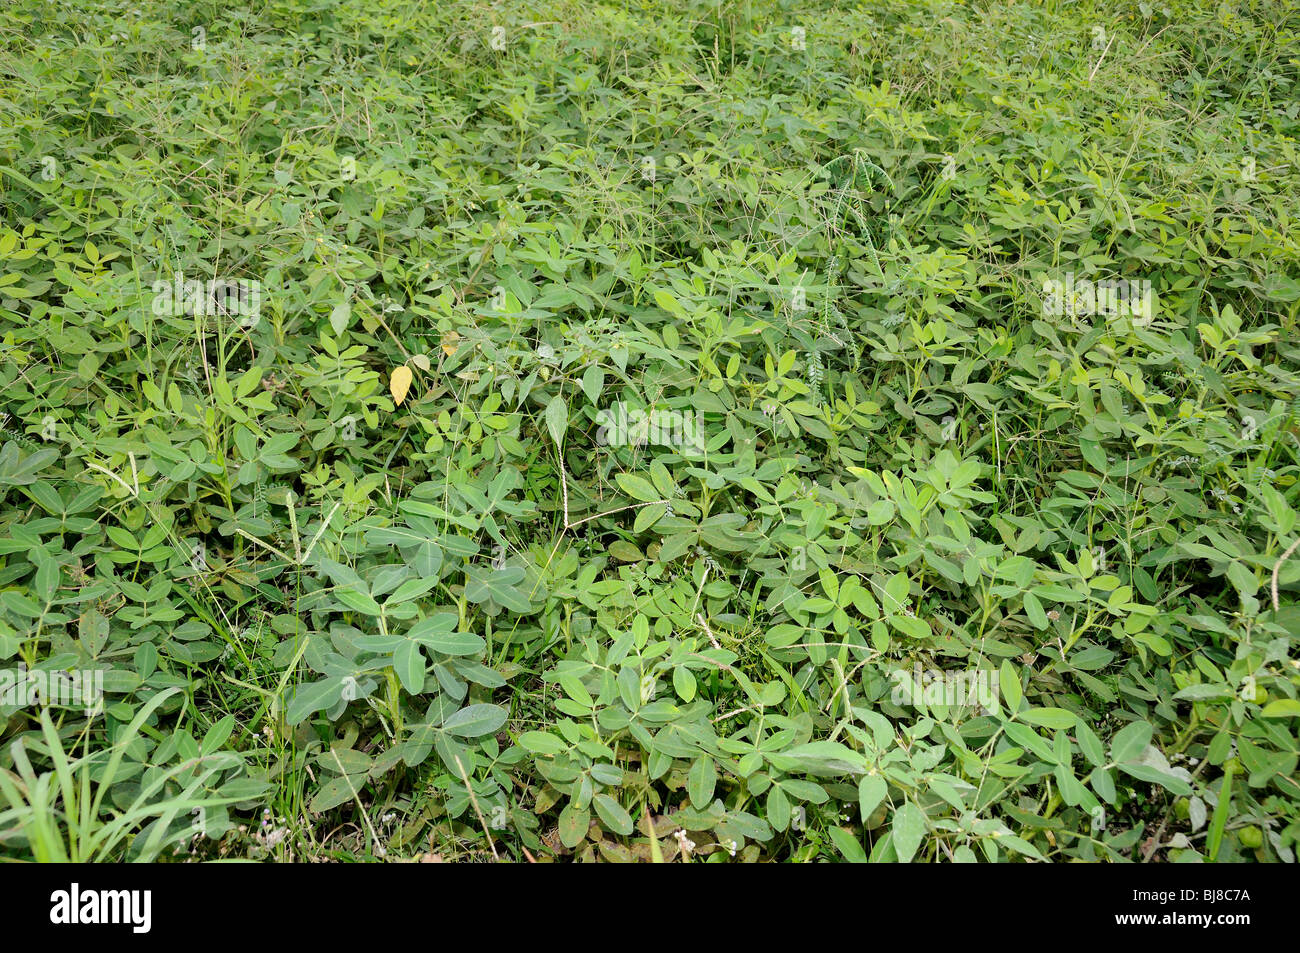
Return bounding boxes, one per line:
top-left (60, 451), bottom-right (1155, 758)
top-left (390, 365), bottom-right (414, 406)
top-left (441, 331), bottom-right (459, 357)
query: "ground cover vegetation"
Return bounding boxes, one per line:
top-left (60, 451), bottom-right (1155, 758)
top-left (1, 0), bottom-right (1298, 862)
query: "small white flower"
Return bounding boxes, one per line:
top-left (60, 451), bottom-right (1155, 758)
top-left (673, 829), bottom-right (696, 856)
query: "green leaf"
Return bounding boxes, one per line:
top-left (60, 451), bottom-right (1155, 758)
top-left (1023, 590), bottom-right (1048, 629)
top-left (653, 289), bottom-right (686, 318)
top-left (673, 665), bottom-right (696, 702)
top-left (201, 715), bottom-right (236, 755)
top-left (891, 802), bottom-right (926, 863)
top-left (1110, 720), bottom-right (1153, 764)
top-left (827, 826), bottom-right (868, 862)
top-left (766, 741), bottom-right (868, 776)
top-left (336, 587), bottom-right (383, 616)
top-left (329, 301), bottom-right (351, 335)
top-left (634, 502), bottom-right (667, 532)
top-left (1079, 437), bottom-right (1107, 472)
top-left (464, 566), bottom-right (533, 613)
top-left (1076, 722), bottom-right (1106, 768)
top-left (545, 393), bottom-right (568, 447)
top-left (858, 775), bottom-right (887, 821)
top-left (889, 614), bottom-right (932, 639)
top-left (688, 756), bottom-right (716, 808)
top-left (1020, 707), bottom-right (1078, 730)
top-left (1261, 699), bottom-right (1300, 718)
top-left (408, 616), bottom-right (485, 656)
top-left (310, 776), bottom-right (358, 813)
top-left (1117, 762), bottom-right (1193, 796)
top-left (614, 473), bottom-right (660, 502)
top-left (581, 365), bottom-right (604, 404)
top-left (1000, 660), bottom-right (1022, 715)
top-left (1173, 684), bottom-right (1234, 702)
top-left (441, 703), bottom-right (507, 737)
top-left (286, 677), bottom-right (343, 725)
top-left (393, 640), bottom-right (425, 693)
top-left (593, 794), bottom-right (634, 836)
top-left (518, 731), bottom-right (568, 755)
top-left (559, 804), bottom-right (589, 848)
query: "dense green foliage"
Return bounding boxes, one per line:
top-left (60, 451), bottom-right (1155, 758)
top-left (1, 0), bottom-right (1299, 862)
